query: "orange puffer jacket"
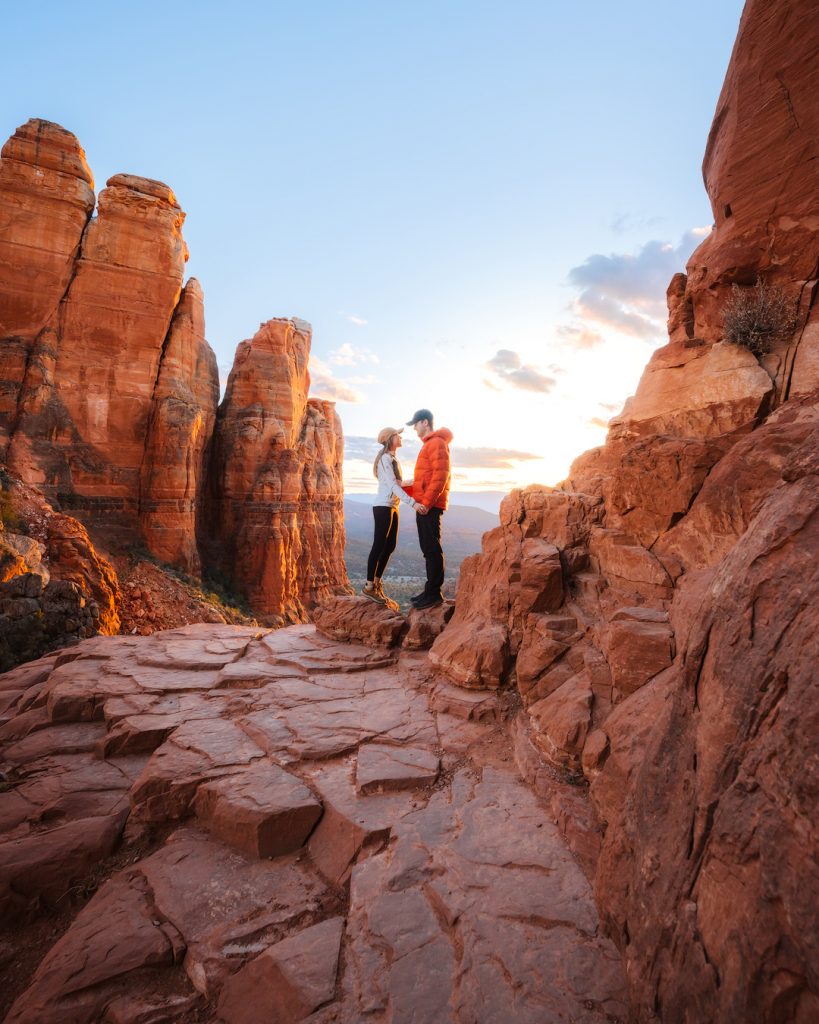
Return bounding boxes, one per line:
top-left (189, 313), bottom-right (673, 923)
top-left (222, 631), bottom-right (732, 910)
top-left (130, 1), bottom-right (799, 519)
top-left (412, 428), bottom-right (453, 510)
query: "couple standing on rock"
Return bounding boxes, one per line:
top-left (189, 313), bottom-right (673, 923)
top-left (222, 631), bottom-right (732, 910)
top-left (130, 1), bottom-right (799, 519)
top-left (362, 408), bottom-right (452, 611)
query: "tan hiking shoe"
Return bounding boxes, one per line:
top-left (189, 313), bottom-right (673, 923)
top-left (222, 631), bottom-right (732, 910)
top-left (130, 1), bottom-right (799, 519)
top-left (362, 582), bottom-right (386, 605)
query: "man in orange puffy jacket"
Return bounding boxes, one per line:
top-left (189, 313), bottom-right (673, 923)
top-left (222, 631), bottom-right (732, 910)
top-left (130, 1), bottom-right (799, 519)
top-left (405, 408), bottom-right (453, 609)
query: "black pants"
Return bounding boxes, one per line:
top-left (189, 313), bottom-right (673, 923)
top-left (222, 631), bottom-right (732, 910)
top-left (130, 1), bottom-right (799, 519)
top-left (367, 506), bottom-right (399, 580)
top-left (417, 507), bottom-right (444, 598)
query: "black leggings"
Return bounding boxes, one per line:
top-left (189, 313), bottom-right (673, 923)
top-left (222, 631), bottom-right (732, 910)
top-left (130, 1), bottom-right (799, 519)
top-left (367, 506), bottom-right (399, 580)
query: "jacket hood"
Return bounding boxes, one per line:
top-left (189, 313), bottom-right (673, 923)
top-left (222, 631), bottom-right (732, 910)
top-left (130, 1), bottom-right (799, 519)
top-left (422, 427), bottom-right (453, 444)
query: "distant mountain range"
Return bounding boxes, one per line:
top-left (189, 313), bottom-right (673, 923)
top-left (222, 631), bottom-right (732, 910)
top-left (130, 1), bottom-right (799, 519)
top-left (346, 490), bottom-right (508, 515)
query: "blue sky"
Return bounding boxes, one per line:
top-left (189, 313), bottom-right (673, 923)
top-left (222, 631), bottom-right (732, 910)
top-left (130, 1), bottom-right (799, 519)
top-left (2, 0), bottom-right (745, 493)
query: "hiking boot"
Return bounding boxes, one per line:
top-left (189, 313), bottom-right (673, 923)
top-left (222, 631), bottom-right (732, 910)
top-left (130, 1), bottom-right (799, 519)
top-left (413, 593), bottom-right (443, 610)
top-left (409, 590), bottom-right (427, 605)
top-left (362, 582), bottom-right (386, 605)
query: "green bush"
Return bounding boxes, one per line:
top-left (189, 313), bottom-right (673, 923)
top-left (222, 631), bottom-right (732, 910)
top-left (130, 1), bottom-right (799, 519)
top-left (722, 280), bottom-right (798, 356)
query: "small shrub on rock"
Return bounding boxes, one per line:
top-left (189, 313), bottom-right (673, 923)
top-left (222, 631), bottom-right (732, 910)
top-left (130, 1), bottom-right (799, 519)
top-left (722, 280), bottom-right (798, 356)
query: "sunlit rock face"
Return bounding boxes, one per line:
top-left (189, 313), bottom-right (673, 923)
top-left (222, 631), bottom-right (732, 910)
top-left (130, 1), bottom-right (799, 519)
top-left (204, 317), bottom-right (349, 622)
top-left (0, 121), bottom-right (215, 568)
top-left (431, 0), bottom-right (819, 1017)
top-left (0, 120), bottom-right (95, 448)
top-left (139, 278), bottom-right (219, 574)
top-left (669, 0), bottom-right (819, 397)
top-left (0, 476), bottom-right (120, 671)
top-left (0, 119), bottom-right (348, 608)
top-left (5, 169), bottom-right (191, 532)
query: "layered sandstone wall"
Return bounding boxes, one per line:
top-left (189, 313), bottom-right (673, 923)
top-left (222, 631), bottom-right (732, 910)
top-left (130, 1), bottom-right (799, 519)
top-left (430, 0), bottom-right (819, 1017)
top-left (0, 120), bottom-right (95, 446)
top-left (204, 318), bottom-right (349, 623)
top-left (0, 120), bottom-right (217, 571)
top-left (140, 278), bottom-right (219, 573)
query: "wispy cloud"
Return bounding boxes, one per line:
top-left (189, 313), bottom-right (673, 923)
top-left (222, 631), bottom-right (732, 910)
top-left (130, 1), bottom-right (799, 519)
top-left (346, 314), bottom-right (368, 327)
top-left (309, 356), bottom-right (365, 403)
top-left (330, 342), bottom-right (379, 366)
top-left (610, 212), bottom-right (664, 234)
top-left (452, 446), bottom-right (540, 470)
top-left (558, 228), bottom-right (712, 349)
top-left (485, 349), bottom-right (557, 393)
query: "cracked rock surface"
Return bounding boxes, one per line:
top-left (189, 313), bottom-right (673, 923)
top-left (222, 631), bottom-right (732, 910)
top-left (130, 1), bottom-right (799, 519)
top-left (0, 621), bottom-right (627, 1023)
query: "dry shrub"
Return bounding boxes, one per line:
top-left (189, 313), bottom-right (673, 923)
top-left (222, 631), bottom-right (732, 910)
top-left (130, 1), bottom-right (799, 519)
top-left (722, 280), bottom-right (798, 356)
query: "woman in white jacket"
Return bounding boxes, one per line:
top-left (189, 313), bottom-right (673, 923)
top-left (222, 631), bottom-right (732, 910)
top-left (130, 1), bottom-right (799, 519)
top-left (362, 427), bottom-right (426, 604)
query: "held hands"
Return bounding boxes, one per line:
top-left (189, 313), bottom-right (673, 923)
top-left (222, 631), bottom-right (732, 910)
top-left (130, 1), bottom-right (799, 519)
top-left (415, 502), bottom-right (429, 515)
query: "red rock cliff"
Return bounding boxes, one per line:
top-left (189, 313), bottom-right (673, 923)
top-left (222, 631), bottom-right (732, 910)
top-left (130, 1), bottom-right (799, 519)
top-left (668, 0), bottom-right (819, 399)
top-left (204, 317), bottom-right (348, 622)
top-left (0, 120), bottom-right (95, 445)
top-left (0, 120), bottom-right (348, 615)
top-left (431, 1), bottom-right (819, 1018)
top-left (0, 120), bottom-right (219, 573)
top-left (140, 278), bottom-right (219, 573)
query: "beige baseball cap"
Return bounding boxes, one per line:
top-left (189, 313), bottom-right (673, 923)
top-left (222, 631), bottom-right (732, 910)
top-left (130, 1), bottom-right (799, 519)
top-left (377, 426), bottom-right (403, 445)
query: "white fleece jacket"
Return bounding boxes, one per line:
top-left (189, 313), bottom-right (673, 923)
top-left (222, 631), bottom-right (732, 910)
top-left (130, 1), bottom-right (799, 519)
top-left (374, 453), bottom-right (417, 509)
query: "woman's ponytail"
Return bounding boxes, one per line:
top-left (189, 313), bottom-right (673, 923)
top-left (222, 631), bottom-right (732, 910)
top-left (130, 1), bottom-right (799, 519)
top-left (372, 445), bottom-right (388, 478)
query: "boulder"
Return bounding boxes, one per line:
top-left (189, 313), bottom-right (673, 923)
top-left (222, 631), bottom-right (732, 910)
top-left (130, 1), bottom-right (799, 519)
top-left (609, 340), bottom-right (773, 440)
top-left (193, 763), bottom-right (322, 859)
top-left (312, 595), bottom-right (406, 647)
top-left (217, 917), bottom-right (343, 1024)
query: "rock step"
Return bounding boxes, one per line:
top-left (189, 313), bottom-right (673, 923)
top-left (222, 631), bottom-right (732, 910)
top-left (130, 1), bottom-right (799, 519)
top-left (193, 763), bottom-right (323, 860)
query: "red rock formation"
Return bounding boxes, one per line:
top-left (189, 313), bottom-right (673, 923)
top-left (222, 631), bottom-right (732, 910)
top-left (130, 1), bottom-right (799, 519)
top-left (0, 120), bottom-right (95, 448)
top-left (0, 475), bottom-right (120, 670)
top-left (0, 119), bottom-right (223, 576)
top-left (592, 420), bottom-right (819, 1022)
top-left (673, 0), bottom-right (819, 397)
top-left (0, 118), bottom-right (348, 622)
top-left (6, 172), bottom-right (188, 519)
top-left (0, 623), bottom-right (627, 1022)
top-left (429, 1), bottom-right (819, 1016)
top-left (139, 278), bottom-right (219, 573)
top-left (313, 594), bottom-right (454, 649)
top-left (205, 318), bottom-right (348, 621)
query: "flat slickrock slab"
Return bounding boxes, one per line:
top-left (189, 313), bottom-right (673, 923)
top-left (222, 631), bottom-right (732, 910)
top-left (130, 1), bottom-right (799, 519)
top-left (0, 810), bottom-right (128, 920)
top-left (3, 722), bottom-right (107, 765)
top-left (0, 622), bottom-right (630, 1022)
top-left (236, 666), bottom-right (438, 762)
top-left (260, 624), bottom-right (396, 674)
top-left (342, 766), bottom-right (628, 1023)
top-left (98, 711), bottom-right (199, 757)
top-left (355, 743), bottom-right (440, 795)
top-left (194, 763), bottom-right (322, 859)
top-left (129, 720), bottom-right (265, 822)
top-left (218, 916), bottom-right (344, 1024)
top-left (4, 869), bottom-right (184, 1024)
top-left (138, 828), bottom-right (328, 998)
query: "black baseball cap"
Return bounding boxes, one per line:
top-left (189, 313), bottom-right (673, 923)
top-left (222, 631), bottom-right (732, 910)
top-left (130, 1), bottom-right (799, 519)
top-left (406, 408), bottom-right (433, 425)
